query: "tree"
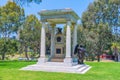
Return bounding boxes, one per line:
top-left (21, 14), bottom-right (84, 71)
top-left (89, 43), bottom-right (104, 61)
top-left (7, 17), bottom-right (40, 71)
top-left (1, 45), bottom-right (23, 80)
top-left (0, 1), bottom-right (24, 60)
top-left (95, 23), bottom-right (112, 62)
top-left (0, 2), bottom-right (23, 37)
top-left (20, 15), bottom-right (41, 60)
top-left (0, 38), bottom-right (18, 60)
top-left (81, 0), bottom-right (117, 62)
top-left (111, 42), bottom-right (120, 61)
top-left (82, 0), bottom-right (120, 29)
top-left (12, 0), bottom-right (42, 6)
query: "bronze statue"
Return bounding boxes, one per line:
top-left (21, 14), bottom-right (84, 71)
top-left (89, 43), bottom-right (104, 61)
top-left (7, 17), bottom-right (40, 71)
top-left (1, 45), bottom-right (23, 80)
top-left (74, 44), bottom-right (86, 64)
top-left (57, 28), bottom-right (62, 34)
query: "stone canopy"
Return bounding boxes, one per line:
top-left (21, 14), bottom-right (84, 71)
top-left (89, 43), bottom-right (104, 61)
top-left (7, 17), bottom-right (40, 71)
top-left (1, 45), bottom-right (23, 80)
top-left (21, 8), bottom-right (91, 74)
top-left (37, 8), bottom-right (80, 64)
top-left (39, 8), bottom-right (80, 24)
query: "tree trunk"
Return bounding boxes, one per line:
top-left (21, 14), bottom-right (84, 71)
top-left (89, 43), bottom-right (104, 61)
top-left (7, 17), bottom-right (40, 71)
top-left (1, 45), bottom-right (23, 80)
top-left (2, 52), bottom-right (5, 60)
top-left (2, 44), bottom-right (6, 60)
top-left (114, 46), bottom-right (118, 61)
top-left (97, 54), bottom-right (100, 62)
top-left (25, 46), bottom-right (29, 60)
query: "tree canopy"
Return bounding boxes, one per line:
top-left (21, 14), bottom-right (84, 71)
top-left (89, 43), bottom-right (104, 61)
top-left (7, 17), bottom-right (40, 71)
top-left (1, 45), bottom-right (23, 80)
top-left (0, 1), bottom-right (24, 60)
top-left (0, 1), bottom-right (24, 38)
top-left (81, 0), bottom-right (118, 61)
top-left (13, 0), bottom-right (42, 6)
top-left (19, 15), bottom-right (41, 60)
top-left (82, 0), bottom-right (120, 29)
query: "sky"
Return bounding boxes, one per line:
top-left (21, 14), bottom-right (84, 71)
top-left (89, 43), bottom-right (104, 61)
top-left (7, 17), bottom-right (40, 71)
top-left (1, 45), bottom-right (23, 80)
top-left (0, 0), bottom-right (94, 19)
top-left (0, 0), bottom-right (94, 38)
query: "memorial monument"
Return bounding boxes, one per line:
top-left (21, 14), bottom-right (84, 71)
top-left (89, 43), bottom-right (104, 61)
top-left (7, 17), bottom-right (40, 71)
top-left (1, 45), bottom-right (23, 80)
top-left (21, 8), bottom-right (91, 74)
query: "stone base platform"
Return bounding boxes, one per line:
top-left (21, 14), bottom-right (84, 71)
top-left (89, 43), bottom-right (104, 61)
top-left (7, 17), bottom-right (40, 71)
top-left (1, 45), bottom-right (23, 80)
top-left (51, 57), bottom-right (64, 62)
top-left (21, 62), bottom-right (91, 74)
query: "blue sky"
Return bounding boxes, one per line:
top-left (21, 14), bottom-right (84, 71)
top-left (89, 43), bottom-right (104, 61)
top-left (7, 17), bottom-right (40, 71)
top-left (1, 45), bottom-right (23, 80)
top-left (0, 0), bottom-right (94, 38)
top-left (0, 0), bottom-right (94, 18)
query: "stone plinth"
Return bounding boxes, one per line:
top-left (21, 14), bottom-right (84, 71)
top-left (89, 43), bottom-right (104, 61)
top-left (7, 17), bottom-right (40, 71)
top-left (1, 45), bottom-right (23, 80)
top-left (21, 62), bottom-right (91, 74)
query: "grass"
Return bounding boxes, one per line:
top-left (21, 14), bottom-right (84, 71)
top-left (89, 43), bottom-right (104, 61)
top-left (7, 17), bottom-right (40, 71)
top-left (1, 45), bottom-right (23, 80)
top-left (0, 61), bottom-right (120, 80)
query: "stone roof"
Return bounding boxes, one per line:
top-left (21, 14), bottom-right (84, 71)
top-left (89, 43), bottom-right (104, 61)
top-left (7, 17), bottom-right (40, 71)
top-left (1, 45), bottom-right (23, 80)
top-left (39, 8), bottom-right (80, 24)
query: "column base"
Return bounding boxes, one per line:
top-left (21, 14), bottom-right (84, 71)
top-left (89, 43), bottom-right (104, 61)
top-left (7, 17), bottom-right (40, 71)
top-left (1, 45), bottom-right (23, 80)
top-left (37, 57), bottom-right (47, 64)
top-left (48, 55), bottom-right (53, 61)
top-left (64, 57), bottom-right (73, 66)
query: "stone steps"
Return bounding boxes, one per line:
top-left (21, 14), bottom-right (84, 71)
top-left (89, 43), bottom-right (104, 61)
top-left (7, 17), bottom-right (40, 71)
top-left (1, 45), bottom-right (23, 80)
top-left (45, 62), bottom-right (78, 66)
top-left (21, 62), bottom-right (91, 74)
top-left (51, 58), bottom-right (64, 62)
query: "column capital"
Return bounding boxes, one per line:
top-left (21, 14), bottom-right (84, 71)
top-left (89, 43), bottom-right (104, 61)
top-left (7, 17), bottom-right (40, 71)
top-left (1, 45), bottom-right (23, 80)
top-left (71, 20), bottom-right (80, 26)
top-left (67, 21), bottom-right (72, 26)
top-left (72, 22), bottom-right (77, 26)
top-left (49, 23), bottom-right (55, 28)
top-left (42, 22), bottom-right (47, 28)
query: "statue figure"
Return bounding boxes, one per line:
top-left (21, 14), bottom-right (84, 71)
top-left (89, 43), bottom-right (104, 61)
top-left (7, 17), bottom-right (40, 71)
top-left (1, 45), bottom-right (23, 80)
top-left (57, 28), bottom-right (62, 34)
top-left (74, 44), bottom-right (86, 64)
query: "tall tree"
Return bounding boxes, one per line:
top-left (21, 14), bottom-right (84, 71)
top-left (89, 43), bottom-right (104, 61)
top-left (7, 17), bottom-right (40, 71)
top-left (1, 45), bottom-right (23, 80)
top-left (77, 23), bottom-right (112, 62)
top-left (20, 15), bottom-right (41, 60)
top-left (81, 0), bottom-right (116, 62)
top-left (0, 1), bottom-right (24, 38)
top-left (0, 1), bottom-right (24, 60)
top-left (82, 0), bottom-right (120, 29)
top-left (95, 23), bottom-right (112, 62)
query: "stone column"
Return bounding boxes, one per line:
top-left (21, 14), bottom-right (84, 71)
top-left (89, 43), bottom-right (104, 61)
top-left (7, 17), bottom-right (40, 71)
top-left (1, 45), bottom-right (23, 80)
top-left (37, 22), bottom-right (46, 64)
top-left (118, 55), bottom-right (120, 62)
top-left (50, 24), bottom-right (56, 60)
top-left (64, 21), bottom-right (73, 65)
top-left (72, 23), bottom-right (78, 57)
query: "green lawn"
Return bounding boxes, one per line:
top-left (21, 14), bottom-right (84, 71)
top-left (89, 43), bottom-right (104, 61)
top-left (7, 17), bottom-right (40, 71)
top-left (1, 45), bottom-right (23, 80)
top-left (0, 61), bottom-right (120, 80)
